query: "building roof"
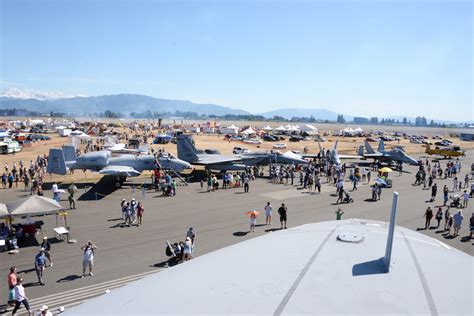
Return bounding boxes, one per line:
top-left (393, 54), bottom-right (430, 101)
top-left (67, 219), bottom-right (472, 315)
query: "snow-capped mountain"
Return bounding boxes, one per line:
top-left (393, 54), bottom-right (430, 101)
top-left (0, 88), bottom-right (86, 100)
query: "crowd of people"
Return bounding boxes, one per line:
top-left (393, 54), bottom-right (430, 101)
top-left (2, 156), bottom-right (48, 195)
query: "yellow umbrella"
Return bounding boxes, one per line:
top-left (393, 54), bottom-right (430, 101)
top-left (379, 167), bottom-right (393, 173)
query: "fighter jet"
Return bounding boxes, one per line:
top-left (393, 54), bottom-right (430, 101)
top-left (177, 134), bottom-right (307, 170)
top-left (177, 134), bottom-right (250, 171)
top-left (362, 140), bottom-right (419, 165)
top-left (302, 141), bottom-right (361, 165)
top-left (47, 145), bottom-right (191, 186)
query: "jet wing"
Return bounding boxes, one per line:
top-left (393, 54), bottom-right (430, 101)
top-left (362, 153), bottom-right (384, 158)
top-left (195, 154), bottom-right (242, 165)
top-left (338, 154), bottom-right (363, 159)
top-left (98, 166), bottom-right (141, 177)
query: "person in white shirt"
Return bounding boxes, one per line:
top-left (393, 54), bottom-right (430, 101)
top-left (81, 240), bottom-right (97, 277)
top-left (265, 202), bottom-right (273, 225)
top-left (12, 277), bottom-right (31, 315)
top-left (462, 190), bottom-right (469, 208)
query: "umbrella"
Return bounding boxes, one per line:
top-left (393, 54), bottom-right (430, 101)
top-left (3, 196), bottom-right (63, 218)
top-left (246, 211), bottom-right (260, 216)
top-left (379, 167), bottom-right (393, 173)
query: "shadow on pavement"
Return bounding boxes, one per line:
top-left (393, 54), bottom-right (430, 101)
top-left (57, 275), bottom-right (82, 283)
top-left (352, 258), bottom-right (387, 276)
top-left (233, 231), bottom-right (248, 237)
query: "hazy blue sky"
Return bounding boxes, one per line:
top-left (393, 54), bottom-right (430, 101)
top-left (0, 0), bottom-right (472, 121)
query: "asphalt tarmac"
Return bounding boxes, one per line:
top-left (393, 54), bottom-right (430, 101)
top-left (0, 151), bottom-right (472, 313)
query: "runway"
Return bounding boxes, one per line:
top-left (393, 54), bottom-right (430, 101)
top-left (0, 151), bottom-right (472, 313)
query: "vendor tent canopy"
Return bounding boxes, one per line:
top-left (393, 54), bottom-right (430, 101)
top-left (274, 125), bottom-right (287, 131)
top-left (300, 124), bottom-right (318, 134)
top-left (262, 125), bottom-right (273, 131)
top-left (1, 196), bottom-right (63, 218)
top-left (241, 127), bottom-right (256, 135)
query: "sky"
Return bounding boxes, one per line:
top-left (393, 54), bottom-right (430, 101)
top-left (0, 0), bottom-right (472, 121)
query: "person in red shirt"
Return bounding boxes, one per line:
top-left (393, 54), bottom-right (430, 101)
top-left (8, 266), bottom-right (17, 306)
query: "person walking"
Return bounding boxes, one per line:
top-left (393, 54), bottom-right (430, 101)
top-left (186, 227), bottom-right (196, 245)
top-left (11, 278), bottom-right (31, 315)
top-left (7, 266), bottom-right (17, 306)
top-left (243, 175), bottom-right (249, 193)
top-left (278, 203), bottom-right (288, 229)
top-left (81, 240), bottom-right (97, 277)
top-left (182, 237), bottom-right (193, 261)
top-left (34, 250), bottom-right (46, 285)
top-left (462, 190), bottom-right (469, 208)
top-left (444, 207), bottom-right (451, 231)
top-left (430, 183), bottom-right (437, 202)
top-left (40, 236), bottom-right (53, 267)
top-left (424, 206), bottom-right (433, 229)
top-left (337, 188), bottom-right (344, 204)
top-left (335, 208), bottom-right (344, 220)
top-left (67, 182), bottom-right (78, 209)
top-left (136, 202), bottom-right (144, 225)
top-left (452, 210), bottom-right (463, 237)
top-left (264, 202), bottom-right (272, 225)
top-left (435, 207), bottom-right (443, 228)
top-left (443, 185), bottom-right (449, 206)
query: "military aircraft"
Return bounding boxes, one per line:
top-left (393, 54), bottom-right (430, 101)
top-left (104, 143), bottom-right (150, 156)
top-left (66, 192), bottom-right (471, 315)
top-left (362, 140), bottom-right (419, 165)
top-left (47, 145), bottom-right (191, 187)
top-left (302, 141), bottom-right (361, 165)
top-left (425, 143), bottom-right (465, 158)
top-left (177, 134), bottom-right (307, 170)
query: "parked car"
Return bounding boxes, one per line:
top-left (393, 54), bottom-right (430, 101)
top-left (233, 146), bottom-right (249, 154)
top-left (263, 135), bottom-right (278, 142)
top-left (230, 135), bottom-right (243, 141)
top-left (273, 143), bottom-right (287, 149)
top-left (314, 135), bottom-right (326, 142)
top-left (289, 136), bottom-right (304, 142)
top-left (366, 137), bottom-right (380, 142)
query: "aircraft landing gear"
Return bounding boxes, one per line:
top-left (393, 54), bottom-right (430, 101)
top-left (115, 176), bottom-right (126, 188)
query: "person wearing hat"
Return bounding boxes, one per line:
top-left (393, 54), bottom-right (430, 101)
top-left (40, 236), bottom-right (53, 267)
top-left (182, 237), bottom-right (193, 261)
top-left (39, 304), bottom-right (53, 316)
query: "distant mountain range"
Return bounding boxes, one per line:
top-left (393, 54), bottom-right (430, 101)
top-left (0, 89), bottom-right (249, 116)
top-left (0, 88), bottom-right (469, 124)
top-left (0, 88), bottom-right (85, 101)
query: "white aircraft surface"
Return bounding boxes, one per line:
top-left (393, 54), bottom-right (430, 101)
top-left (67, 194), bottom-right (472, 315)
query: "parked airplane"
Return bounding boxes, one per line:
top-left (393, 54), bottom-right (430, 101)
top-left (104, 143), bottom-right (150, 155)
top-left (177, 134), bottom-right (307, 170)
top-left (47, 145), bottom-right (191, 186)
top-left (425, 143), bottom-right (465, 158)
top-left (66, 193), bottom-right (471, 315)
top-left (363, 140), bottom-right (419, 165)
top-left (177, 134), bottom-right (250, 171)
top-left (303, 141), bottom-right (361, 165)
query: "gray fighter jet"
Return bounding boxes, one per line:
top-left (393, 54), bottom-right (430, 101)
top-left (47, 145), bottom-right (191, 186)
top-left (177, 134), bottom-right (307, 170)
top-left (362, 140), bottom-right (419, 165)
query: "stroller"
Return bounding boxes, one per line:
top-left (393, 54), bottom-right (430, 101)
top-left (165, 241), bottom-right (182, 266)
top-left (342, 192), bottom-right (354, 203)
top-left (449, 195), bottom-right (461, 208)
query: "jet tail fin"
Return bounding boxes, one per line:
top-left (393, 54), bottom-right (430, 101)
top-left (364, 140), bottom-right (375, 154)
top-left (62, 145), bottom-right (77, 162)
top-left (177, 134), bottom-right (199, 163)
top-left (378, 140), bottom-right (385, 152)
top-left (47, 148), bottom-right (68, 175)
top-left (357, 145), bottom-right (364, 156)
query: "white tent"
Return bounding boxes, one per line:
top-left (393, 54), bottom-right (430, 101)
top-left (1, 196), bottom-right (63, 218)
top-left (262, 125), bottom-right (273, 131)
top-left (300, 124), bottom-right (318, 134)
top-left (354, 127), bottom-right (364, 133)
top-left (274, 125), bottom-right (287, 131)
top-left (241, 127), bottom-right (256, 135)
